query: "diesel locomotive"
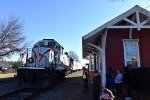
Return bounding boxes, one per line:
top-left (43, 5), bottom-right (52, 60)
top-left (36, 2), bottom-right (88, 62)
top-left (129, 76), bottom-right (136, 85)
top-left (17, 39), bottom-right (81, 88)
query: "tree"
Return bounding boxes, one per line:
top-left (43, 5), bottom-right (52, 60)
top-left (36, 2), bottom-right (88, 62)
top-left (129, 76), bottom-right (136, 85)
top-left (68, 51), bottom-right (79, 61)
top-left (0, 16), bottom-right (27, 58)
top-left (68, 51), bottom-right (79, 67)
top-left (12, 61), bottom-right (20, 70)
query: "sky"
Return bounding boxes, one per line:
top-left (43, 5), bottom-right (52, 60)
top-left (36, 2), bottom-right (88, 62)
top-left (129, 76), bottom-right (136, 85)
top-left (0, 0), bottom-right (150, 63)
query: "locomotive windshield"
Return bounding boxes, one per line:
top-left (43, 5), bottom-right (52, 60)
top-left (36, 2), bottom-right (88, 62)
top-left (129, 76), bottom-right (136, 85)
top-left (33, 41), bottom-right (55, 49)
top-left (47, 42), bottom-right (55, 48)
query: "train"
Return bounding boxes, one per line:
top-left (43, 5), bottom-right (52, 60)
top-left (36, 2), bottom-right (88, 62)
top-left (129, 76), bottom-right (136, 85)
top-left (16, 39), bottom-right (82, 88)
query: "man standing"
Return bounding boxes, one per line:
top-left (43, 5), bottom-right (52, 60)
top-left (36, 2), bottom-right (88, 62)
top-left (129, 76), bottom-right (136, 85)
top-left (82, 67), bottom-right (89, 92)
top-left (92, 70), bottom-right (101, 100)
top-left (106, 67), bottom-right (114, 92)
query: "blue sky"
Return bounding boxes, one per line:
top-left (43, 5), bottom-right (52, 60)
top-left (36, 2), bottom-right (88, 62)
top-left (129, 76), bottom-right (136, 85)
top-left (0, 0), bottom-right (150, 61)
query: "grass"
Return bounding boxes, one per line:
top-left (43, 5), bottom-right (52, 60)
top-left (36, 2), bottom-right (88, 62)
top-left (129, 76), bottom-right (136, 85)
top-left (0, 72), bottom-right (16, 79)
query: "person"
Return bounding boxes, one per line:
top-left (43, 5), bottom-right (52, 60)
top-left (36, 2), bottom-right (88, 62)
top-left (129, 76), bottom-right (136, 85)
top-left (92, 70), bottom-right (101, 100)
top-left (115, 69), bottom-right (123, 97)
top-left (100, 88), bottom-right (115, 100)
top-left (106, 67), bottom-right (114, 92)
top-left (82, 67), bottom-right (89, 92)
top-left (124, 67), bottom-right (132, 98)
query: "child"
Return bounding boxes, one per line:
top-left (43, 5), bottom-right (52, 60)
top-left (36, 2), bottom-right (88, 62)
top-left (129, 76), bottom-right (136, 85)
top-left (100, 88), bottom-right (115, 100)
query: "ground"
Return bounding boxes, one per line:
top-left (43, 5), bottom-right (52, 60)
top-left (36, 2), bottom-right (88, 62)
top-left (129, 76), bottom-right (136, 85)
top-left (0, 73), bottom-right (16, 79)
top-left (127, 89), bottom-right (150, 100)
top-left (0, 71), bottom-right (150, 100)
top-left (33, 71), bottom-right (93, 100)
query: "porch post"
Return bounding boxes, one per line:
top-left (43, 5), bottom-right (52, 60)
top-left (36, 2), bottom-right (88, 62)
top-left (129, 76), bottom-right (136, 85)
top-left (96, 52), bottom-right (100, 72)
top-left (89, 53), bottom-right (92, 71)
top-left (99, 51), bottom-right (101, 73)
top-left (101, 29), bottom-right (108, 88)
top-left (94, 53), bottom-right (96, 71)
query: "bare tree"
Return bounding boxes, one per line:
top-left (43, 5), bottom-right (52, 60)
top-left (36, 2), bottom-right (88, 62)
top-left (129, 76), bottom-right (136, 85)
top-left (68, 51), bottom-right (79, 67)
top-left (0, 16), bottom-right (27, 58)
top-left (68, 51), bottom-right (79, 61)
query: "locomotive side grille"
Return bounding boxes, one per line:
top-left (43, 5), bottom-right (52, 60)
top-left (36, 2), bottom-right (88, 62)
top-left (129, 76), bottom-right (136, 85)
top-left (17, 68), bottom-right (49, 82)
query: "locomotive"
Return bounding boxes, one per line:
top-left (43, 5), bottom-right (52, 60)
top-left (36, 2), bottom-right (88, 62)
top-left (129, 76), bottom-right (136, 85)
top-left (17, 39), bottom-right (79, 88)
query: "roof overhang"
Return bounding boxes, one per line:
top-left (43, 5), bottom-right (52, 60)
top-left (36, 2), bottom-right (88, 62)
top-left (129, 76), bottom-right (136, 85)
top-left (82, 5), bottom-right (150, 59)
top-left (82, 30), bottom-right (103, 59)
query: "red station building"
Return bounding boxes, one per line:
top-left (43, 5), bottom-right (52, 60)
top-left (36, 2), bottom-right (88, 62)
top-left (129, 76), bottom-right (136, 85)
top-left (82, 5), bottom-right (150, 87)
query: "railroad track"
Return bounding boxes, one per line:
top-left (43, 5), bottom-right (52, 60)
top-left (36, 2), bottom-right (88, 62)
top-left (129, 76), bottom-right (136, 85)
top-left (0, 71), bottom-right (81, 100)
top-left (0, 88), bottom-right (40, 100)
top-left (0, 77), bottom-right (66, 100)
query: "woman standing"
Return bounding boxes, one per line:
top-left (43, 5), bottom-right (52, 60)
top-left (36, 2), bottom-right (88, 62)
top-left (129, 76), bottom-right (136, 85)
top-left (115, 69), bottom-right (123, 97)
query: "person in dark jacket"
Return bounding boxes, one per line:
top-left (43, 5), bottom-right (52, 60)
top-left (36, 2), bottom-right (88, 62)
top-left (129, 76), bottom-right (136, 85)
top-left (106, 67), bottom-right (114, 92)
top-left (124, 67), bottom-right (131, 98)
top-left (92, 70), bottom-right (101, 100)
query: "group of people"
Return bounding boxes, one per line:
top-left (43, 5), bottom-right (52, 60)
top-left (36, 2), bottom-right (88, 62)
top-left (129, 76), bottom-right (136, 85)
top-left (82, 67), bottom-right (130, 100)
top-left (106, 67), bottom-right (124, 97)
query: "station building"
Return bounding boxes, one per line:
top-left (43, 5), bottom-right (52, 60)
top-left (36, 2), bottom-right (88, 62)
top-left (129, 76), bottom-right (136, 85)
top-left (82, 5), bottom-right (150, 87)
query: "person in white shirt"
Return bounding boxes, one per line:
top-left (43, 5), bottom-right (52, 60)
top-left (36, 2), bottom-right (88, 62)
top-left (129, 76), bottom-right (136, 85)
top-left (115, 69), bottom-right (123, 97)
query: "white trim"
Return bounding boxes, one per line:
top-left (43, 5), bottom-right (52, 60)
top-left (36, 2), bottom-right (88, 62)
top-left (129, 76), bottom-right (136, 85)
top-left (83, 6), bottom-right (137, 40)
top-left (123, 18), bottom-right (137, 25)
top-left (96, 52), bottom-right (99, 71)
top-left (140, 26), bottom-right (150, 28)
top-left (98, 41), bottom-right (102, 73)
top-left (136, 41), bottom-right (141, 67)
top-left (107, 26), bottom-right (136, 28)
top-left (83, 5), bottom-right (150, 40)
top-left (99, 51), bottom-right (101, 73)
top-left (136, 10), bottom-right (140, 25)
top-left (89, 54), bottom-right (94, 71)
top-left (123, 39), bottom-right (139, 42)
top-left (107, 25), bottom-right (150, 29)
top-left (101, 29), bottom-right (108, 88)
top-left (86, 43), bottom-right (103, 52)
top-left (85, 43), bottom-right (103, 72)
top-left (136, 10), bottom-right (141, 31)
top-left (141, 19), bottom-right (149, 25)
top-left (123, 39), bottom-right (141, 67)
top-left (123, 42), bottom-right (127, 67)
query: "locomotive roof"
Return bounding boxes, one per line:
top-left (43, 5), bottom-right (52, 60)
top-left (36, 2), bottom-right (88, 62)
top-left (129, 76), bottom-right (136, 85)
top-left (33, 39), bottom-right (64, 48)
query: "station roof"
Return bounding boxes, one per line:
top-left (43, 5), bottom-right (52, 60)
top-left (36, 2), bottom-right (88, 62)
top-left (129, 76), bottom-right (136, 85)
top-left (82, 5), bottom-right (150, 58)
